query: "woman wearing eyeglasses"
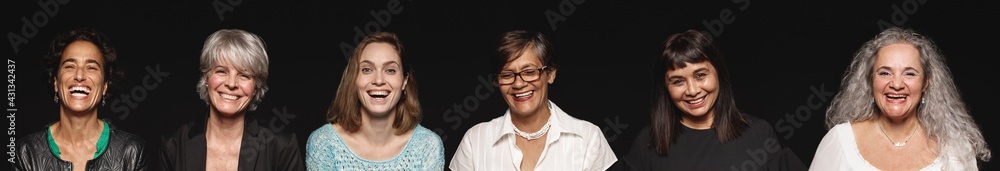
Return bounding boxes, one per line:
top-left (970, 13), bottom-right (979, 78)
top-left (449, 30), bottom-right (617, 171)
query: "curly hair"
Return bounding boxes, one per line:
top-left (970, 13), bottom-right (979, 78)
top-left (41, 28), bottom-right (124, 104)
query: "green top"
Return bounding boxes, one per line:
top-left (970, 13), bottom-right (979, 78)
top-left (46, 121), bottom-right (111, 159)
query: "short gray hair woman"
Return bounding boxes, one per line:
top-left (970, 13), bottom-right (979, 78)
top-left (196, 29), bottom-right (270, 111)
top-left (160, 29), bottom-right (304, 171)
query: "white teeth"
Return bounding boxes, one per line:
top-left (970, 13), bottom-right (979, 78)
top-left (369, 90), bottom-right (389, 96)
top-left (515, 91), bottom-right (533, 98)
top-left (687, 97), bottom-right (705, 104)
top-left (887, 94), bottom-right (907, 98)
top-left (220, 93), bottom-right (239, 100)
top-left (69, 86), bottom-right (91, 94)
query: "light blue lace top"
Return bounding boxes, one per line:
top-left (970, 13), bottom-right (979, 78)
top-left (306, 124), bottom-right (445, 171)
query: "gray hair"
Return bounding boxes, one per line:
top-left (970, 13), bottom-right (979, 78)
top-left (825, 27), bottom-right (990, 163)
top-left (196, 29), bottom-right (269, 111)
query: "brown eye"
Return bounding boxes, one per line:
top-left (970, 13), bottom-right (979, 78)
top-left (499, 72), bottom-right (515, 79)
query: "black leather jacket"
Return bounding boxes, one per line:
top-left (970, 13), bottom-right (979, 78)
top-left (11, 121), bottom-right (147, 171)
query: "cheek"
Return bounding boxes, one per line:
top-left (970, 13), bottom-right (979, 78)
top-left (871, 78), bottom-right (888, 91)
top-left (355, 76), bottom-right (368, 89)
top-left (241, 82), bottom-right (255, 96)
top-left (206, 76), bottom-right (224, 89)
top-left (666, 87), bottom-right (684, 100)
top-left (499, 85), bottom-right (512, 95)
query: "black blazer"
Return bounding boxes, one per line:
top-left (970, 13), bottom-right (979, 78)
top-left (12, 120), bottom-right (147, 171)
top-left (158, 114), bottom-right (304, 171)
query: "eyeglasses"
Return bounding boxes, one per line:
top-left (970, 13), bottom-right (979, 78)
top-left (498, 66), bottom-right (549, 85)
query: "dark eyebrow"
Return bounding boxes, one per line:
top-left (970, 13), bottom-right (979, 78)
top-left (693, 68), bottom-right (709, 73)
top-left (360, 60), bottom-right (374, 65)
top-left (86, 59), bottom-right (102, 67)
top-left (382, 61), bottom-right (399, 67)
top-left (61, 58), bottom-right (76, 64)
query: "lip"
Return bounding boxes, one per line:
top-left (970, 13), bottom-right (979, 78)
top-left (511, 90), bottom-right (534, 102)
top-left (683, 96), bottom-right (706, 109)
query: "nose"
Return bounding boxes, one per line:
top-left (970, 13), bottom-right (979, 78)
top-left (73, 67), bottom-right (86, 82)
top-left (685, 80), bottom-right (701, 97)
top-left (888, 76), bottom-right (905, 91)
top-left (372, 71), bottom-right (387, 86)
top-left (511, 74), bottom-right (528, 89)
top-left (224, 74), bottom-right (238, 89)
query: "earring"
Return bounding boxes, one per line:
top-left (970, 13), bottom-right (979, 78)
top-left (871, 99), bottom-right (875, 104)
top-left (54, 95), bottom-right (60, 102)
top-left (921, 98), bottom-right (925, 104)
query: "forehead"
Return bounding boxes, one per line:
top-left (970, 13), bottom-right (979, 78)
top-left (62, 41), bottom-right (104, 63)
top-left (359, 42), bottom-right (401, 63)
top-left (503, 48), bottom-right (542, 69)
top-left (874, 43), bottom-right (921, 68)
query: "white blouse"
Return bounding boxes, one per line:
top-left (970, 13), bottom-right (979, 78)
top-left (449, 100), bottom-right (617, 171)
top-left (810, 122), bottom-right (978, 171)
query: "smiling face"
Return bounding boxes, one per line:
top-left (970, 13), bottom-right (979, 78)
top-left (356, 42), bottom-right (407, 117)
top-left (55, 41), bottom-right (108, 114)
top-left (499, 48), bottom-right (555, 117)
top-left (872, 43), bottom-right (927, 118)
top-left (665, 61), bottom-right (719, 119)
top-left (206, 58), bottom-right (256, 117)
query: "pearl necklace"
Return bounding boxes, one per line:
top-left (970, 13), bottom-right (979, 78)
top-left (877, 119), bottom-right (919, 147)
top-left (513, 121), bottom-right (551, 141)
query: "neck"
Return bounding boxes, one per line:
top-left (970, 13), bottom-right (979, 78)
top-left (511, 105), bottom-right (551, 133)
top-left (879, 113), bottom-right (920, 140)
top-left (358, 109), bottom-right (397, 144)
top-left (53, 109), bottom-right (102, 143)
top-left (681, 111), bottom-right (715, 130)
top-left (207, 111), bottom-right (245, 140)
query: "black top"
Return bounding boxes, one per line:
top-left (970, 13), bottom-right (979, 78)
top-left (158, 114), bottom-right (305, 171)
top-left (12, 120), bottom-right (147, 171)
top-left (614, 116), bottom-right (806, 171)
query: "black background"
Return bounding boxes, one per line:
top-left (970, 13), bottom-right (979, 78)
top-left (5, 0), bottom-right (998, 170)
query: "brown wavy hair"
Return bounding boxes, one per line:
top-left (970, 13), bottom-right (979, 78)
top-left (326, 32), bottom-right (421, 134)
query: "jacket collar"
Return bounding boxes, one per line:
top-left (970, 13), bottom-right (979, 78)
top-left (182, 112), bottom-right (262, 171)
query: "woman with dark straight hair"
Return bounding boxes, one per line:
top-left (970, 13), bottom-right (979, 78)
top-left (616, 29), bottom-right (805, 171)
